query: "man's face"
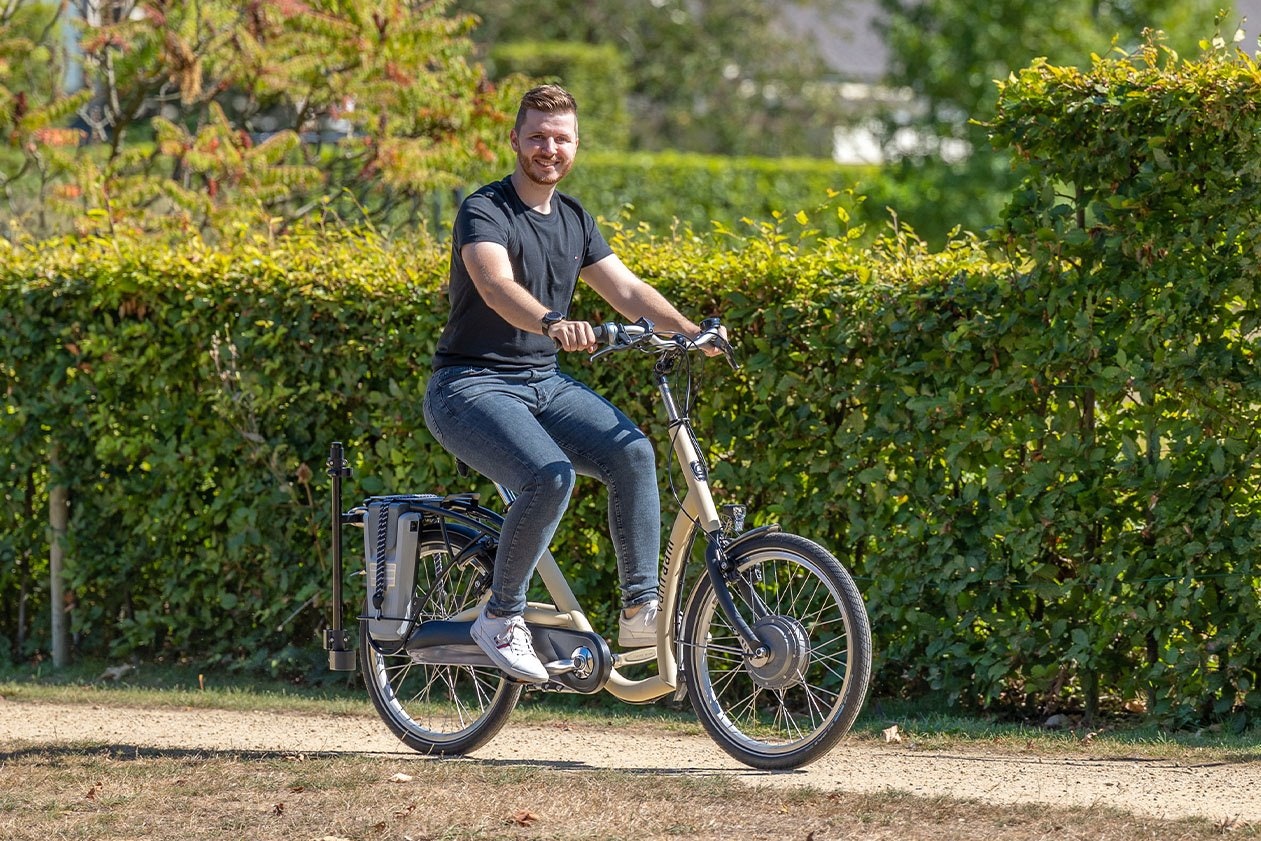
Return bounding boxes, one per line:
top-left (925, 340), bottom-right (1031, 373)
top-left (510, 108), bottom-right (578, 187)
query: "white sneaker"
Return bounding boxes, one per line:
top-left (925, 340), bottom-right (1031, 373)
top-left (470, 607), bottom-right (549, 683)
top-left (618, 599), bottom-right (660, 648)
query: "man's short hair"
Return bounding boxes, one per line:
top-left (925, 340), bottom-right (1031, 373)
top-left (515, 84), bottom-right (578, 132)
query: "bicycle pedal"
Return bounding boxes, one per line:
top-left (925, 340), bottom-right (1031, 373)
top-left (614, 647), bottom-right (657, 667)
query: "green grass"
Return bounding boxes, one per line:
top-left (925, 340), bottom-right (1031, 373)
top-left (0, 657), bottom-right (370, 715)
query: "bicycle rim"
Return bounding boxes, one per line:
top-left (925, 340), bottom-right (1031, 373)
top-left (681, 532), bottom-right (871, 769)
top-left (361, 529), bottom-right (521, 756)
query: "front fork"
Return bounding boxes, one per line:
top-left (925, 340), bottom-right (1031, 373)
top-left (703, 506), bottom-right (780, 659)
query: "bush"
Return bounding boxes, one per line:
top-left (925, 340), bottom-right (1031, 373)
top-left (566, 150), bottom-right (882, 240)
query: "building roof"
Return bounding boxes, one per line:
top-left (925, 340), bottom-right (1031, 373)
top-left (782, 0), bottom-right (1261, 83)
top-left (780, 1), bottom-right (887, 83)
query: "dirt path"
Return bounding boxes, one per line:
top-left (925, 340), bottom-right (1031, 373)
top-left (1, 699), bottom-right (1256, 824)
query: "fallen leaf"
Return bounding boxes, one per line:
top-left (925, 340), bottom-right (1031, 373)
top-left (272, 802), bottom-right (284, 816)
top-left (394, 803), bottom-right (416, 818)
top-left (509, 809), bottom-right (539, 827)
top-left (288, 785), bottom-right (305, 793)
top-left (372, 821), bottom-right (387, 831)
top-left (882, 725), bottom-right (902, 743)
top-left (388, 772), bottom-right (413, 783)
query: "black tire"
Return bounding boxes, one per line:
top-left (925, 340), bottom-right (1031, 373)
top-left (360, 525), bottom-right (521, 756)
top-left (680, 532), bottom-right (872, 770)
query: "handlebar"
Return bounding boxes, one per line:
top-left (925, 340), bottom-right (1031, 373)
top-left (590, 317), bottom-right (738, 369)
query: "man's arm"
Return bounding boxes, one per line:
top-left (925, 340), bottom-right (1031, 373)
top-left (461, 241), bottom-right (554, 334)
top-left (462, 240), bottom-right (599, 351)
top-left (581, 254), bottom-right (702, 335)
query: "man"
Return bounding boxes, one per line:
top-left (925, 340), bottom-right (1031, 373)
top-left (423, 84), bottom-right (717, 682)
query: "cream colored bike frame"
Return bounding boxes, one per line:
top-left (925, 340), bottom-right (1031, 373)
top-left (491, 373), bottom-right (723, 702)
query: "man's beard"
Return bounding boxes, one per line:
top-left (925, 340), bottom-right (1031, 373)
top-left (518, 149), bottom-right (572, 185)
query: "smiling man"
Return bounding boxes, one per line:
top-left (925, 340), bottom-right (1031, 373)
top-left (423, 84), bottom-right (716, 682)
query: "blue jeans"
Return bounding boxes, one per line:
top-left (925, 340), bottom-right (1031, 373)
top-left (423, 365), bottom-right (661, 617)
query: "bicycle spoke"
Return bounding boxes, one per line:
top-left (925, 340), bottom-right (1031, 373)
top-left (796, 681), bottom-right (835, 727)
top-left (446, 670), bottom-right (479, 728)
top-left (709, 658), bottom-right (748, 698)
top-left (773, 689), bottom-right (809, 739)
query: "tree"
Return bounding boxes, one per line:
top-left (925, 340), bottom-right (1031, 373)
top-left (0, 2), bottom-right (93, 233)
top-left (874, 0), bottom-right (1225, 240)
top-left (3, 0), bottom-right (522, 239)
top-left (452, 0), bottom-right (847, 158)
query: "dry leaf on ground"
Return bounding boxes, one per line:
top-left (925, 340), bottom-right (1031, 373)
top-left (510, 809), bottom-right (539, 827)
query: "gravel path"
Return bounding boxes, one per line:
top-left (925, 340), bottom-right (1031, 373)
top-left (1, 699), bottom-right (1256, 823)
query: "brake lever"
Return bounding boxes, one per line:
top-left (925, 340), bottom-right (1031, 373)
top-left (589, 344), bottom-right (618, 361)
top-left (715, 334), bottom-right (740, 370)
top-left (690, 326), bottom-right (740, 370)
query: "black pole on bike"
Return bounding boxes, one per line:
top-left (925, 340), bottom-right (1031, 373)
top-left (704, 535), bottom-right (768, 657)
top-left (324, 441), bottom-right (358, 671)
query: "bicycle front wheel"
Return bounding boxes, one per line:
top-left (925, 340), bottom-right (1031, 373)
top-left (360, 525), bottom-right (521, 756)
top-left (681, 532), bottom-right (871, 770)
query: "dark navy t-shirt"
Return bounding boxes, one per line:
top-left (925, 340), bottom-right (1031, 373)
top-left (431, 176), bottom-right (613, 371)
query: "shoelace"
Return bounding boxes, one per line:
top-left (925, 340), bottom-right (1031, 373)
top-left (627, 602), bottom-right (659, 629)
top-left (495, 616), bottom-right (537, 656)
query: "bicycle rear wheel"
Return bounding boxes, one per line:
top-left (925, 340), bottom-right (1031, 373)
top-left (361, 525), bottom-right (521, 756)
top-left (681, 532), bottom-right (871, 770)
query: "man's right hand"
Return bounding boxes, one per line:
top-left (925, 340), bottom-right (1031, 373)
top-left (546, 319), bottom-right (598, 353)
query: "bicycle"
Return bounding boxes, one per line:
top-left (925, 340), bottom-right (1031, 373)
top-left (322, 318), bottom-right (872, 770)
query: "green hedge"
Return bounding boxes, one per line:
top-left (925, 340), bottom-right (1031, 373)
top-left (567, 150), bottom-right (882, 240)
top-left (2, 40), bottom-right (1259, 725)
top-left (979, 38), bottom-right (1261, 723)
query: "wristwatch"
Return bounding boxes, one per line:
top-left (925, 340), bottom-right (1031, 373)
top-left (541, 310), bottom-right (565, 336)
